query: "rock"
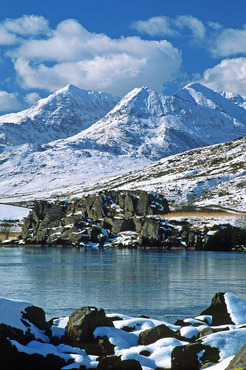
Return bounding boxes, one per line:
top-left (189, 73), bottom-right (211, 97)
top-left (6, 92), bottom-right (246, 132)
top-left (225, 342), bottom-right (246, 370)
top-left (199, 326), bottom-right (229, 338)
top-left (106, 217), bottom-right (136, 234)
top-left (65, 306), bottom-right (114, 344)
top-left (22, 305), bottom-right (48, 331)
top-left (200, 292), bottom-right (234, 325)
top-left (171, 343), bottom-right (220, 370)
top-left (0, 337), bottom-right (72, 370)
top-left (22, 190), bottom-right (169, 246)
top-left (97, 355), bottom-right (142, 370)
top-left (138, 324), bottom-right (175, 345)
top-left (139, 219), bottom-right (165, 246)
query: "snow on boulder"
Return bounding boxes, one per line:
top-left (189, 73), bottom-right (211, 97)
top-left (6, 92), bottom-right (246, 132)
top-left (0, 297), bottom-right (49, 343)
top-left (224, 293), bottom-right (246, 325)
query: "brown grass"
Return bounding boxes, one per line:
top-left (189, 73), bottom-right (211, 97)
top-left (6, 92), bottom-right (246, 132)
top-left (160, 212), bottom-right (244, 218)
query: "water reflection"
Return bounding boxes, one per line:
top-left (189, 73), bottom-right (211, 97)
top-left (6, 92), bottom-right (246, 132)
top-left (0, 247), bottom-right (245, 322)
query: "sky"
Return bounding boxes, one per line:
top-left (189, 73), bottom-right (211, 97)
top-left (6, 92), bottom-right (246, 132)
top-left (1, 0), bottom-right (246, 114)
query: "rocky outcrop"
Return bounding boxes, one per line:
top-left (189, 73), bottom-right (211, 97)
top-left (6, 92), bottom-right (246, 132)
top-left (19, 190), bottom-right (246, 250)
top-left (21, 190), bottom-right (170, 247)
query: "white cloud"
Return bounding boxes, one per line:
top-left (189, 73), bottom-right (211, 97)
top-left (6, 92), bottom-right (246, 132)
top-left (0, 15), bottom-right (50, 46)
top-left (131, 16), bottom-right (178, 37)
top-left (210, 26), bottom-right (246, 57)
top-left (3, 15), bottom-right (49, 36)
top-left (132, 15), bottom-right (206, 40)
top-left (175, 15), bottom-right (206, 40)
top-left (0, 91), bottom-right (22, 112)
top-left (10, 19), bottom-right (182, 95)
top-left (0, 26), bottom-right (17, 45)
top-left (24, 92), bottom-right (41, 105)
top-left (200, 58), bottom-right (246, 95)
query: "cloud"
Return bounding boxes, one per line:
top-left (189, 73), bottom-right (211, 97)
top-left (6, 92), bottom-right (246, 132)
top-left (24, 92), bottom-right (41, 105)
top-left (9, 19), bottom-right (182, 95)
top-left (0, 15), bottom-right (50, 46)
top-left (2, 15), bottom-right (49, 36)
top-left (131, 16), bottom-right (178, 37)
top-left (0, 26), bottom-right (17, 45)
top-left (132, 15), bottom-right (206, 40)
top-left (210, 26), bottom-right (246, 57)
top-left (175, 15), bottom-right (206, 40)
top-left (0, 91), bottom-right (22, 112)
top-left (200, 58), bottom-right (246, 95)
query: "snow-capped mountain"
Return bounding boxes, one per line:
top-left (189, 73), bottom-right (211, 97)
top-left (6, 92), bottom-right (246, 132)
top-left (0, 84), bottom-right (120, 146)
top-left (92, 136), bottom-right (246, 212)
top-left (0, 83), bottom-right (245, 206)
top-left (49, 82), bottom-right (246, 161)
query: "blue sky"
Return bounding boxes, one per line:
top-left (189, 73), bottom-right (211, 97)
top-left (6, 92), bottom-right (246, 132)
top-left (1, 0), bottom-right (246, 113)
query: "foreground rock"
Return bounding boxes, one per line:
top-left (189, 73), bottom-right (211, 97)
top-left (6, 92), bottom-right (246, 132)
top-left (0, 292), bottom-right (246, 369)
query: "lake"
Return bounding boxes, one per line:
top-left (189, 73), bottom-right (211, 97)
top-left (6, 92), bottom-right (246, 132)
top-left (0, 247), bottom-right (245, 323)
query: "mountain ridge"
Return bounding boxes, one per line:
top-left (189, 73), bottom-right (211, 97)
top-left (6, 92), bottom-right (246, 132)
top-left (0, 83), bottom-right (245, 208)
top-left (0, 84), bottom-right (120, 146)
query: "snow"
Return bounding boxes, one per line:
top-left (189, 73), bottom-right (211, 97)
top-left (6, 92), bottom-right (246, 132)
top-left (224, 293), bottom-right (246, 325)
top-left (179, 325), bottom-right (203, 339)
top-left (1, 294), bottom-right (246, 370)
top-left (0, 297), bottom-right (32, 332)
top-left (10, 340), bottom-right (98, 369)
top-left (0, 204), bottom-right (30, 221)
top-left (195, 315), bottom-right (213, 325)
top-left (202, 328), bottom-right (246, 361)
top-left (0, 297), bottom-right (48, 342)
top-left (0, 83), bottom-right (245, 208)
top-left (51, 316), bottom-right (69, 338)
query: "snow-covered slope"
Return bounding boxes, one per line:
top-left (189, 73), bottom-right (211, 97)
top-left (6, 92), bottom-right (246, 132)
top-left (0, 83), bottom-right (245, 206)
top-left (0, 84), bottom-right (120, 146)
top-left (92, 137), bottom-right (246, 211)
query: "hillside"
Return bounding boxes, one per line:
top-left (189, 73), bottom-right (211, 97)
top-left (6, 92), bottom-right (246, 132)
top-left (89, 137), bottom-right (246, 212)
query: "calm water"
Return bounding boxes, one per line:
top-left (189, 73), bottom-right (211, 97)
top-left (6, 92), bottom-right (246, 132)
top-left (0, 247), bottom-right (245, 323)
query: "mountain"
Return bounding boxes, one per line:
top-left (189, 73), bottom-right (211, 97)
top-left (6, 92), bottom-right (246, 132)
top-left (86, 136), bottom-right (246, 212)
top-left (0, 83), bottom-right (245, 206)
top-left (52, 82), bottom-right (246, 161)
top-left (0, 84), bottom-right (120, 146)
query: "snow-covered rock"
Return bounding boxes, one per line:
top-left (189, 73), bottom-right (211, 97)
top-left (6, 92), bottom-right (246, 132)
top-left (0, 293), bottom-right (246, 370)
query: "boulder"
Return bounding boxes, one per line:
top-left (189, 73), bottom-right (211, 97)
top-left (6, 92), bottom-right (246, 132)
top-left (97, 355), bottom-right (142, 370)
top-left (138, 324), bottom-right (175, 345)
top-left (171, 343), bottom-right (219, 370)
top-left (200, 292), bottom-right (234, 325)
top-left (65, 306), bottom-right (114, 344)
top-left (225, 342), bottom-right (246, 370)
top-left (22, 305), bottom-right (48, 331)
top-left (0, 337), bottom-right (73, 370)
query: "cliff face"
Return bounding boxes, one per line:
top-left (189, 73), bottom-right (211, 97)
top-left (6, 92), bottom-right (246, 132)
top-left (21, 190), bottom-right (170, 246)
